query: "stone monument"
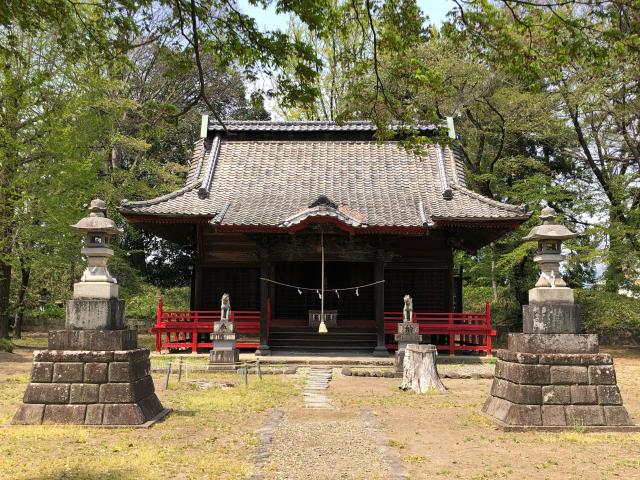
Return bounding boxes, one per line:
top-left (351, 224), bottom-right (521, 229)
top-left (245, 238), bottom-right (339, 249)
top-left (208, 293), bottom-right (239, 370)
top-left (12, 199), bottom-right (168, 426)
top-left (482, 206), bottom-right (637, 430)
top-left (394, 295), bottom-right (422, 373)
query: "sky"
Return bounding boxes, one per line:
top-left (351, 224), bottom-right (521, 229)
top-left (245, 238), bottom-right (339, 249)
top-left (237, 0), bottom-right (457, 117)
top-left (237, 0), bottom-right (456, 30)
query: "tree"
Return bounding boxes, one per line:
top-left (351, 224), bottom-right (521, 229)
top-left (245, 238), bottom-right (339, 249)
top-left (0, 0), bottom-right (332, 338)
top-left (454, 0), bottom-right (640, 292)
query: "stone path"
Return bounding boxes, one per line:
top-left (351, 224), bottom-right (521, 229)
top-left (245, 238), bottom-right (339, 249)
top-left (360, 410), bottom-right (410, 480)
top-left (262, 413), bottom-right (393, 479)
top-left (250, 368), bottom-right (410, 479)
top-left (303, 367), bottom-right (333, 409)
top-left (250, 410), bottom-right (285, 480)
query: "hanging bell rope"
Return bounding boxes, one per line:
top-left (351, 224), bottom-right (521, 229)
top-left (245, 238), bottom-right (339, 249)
top-left (258, 231), bottom-right (385, 335)
top-left (319, 231), bottom-right (327, 334)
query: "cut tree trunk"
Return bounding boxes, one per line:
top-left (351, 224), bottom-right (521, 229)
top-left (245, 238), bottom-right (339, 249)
top-left (400, 344), bottom-right (446, 394)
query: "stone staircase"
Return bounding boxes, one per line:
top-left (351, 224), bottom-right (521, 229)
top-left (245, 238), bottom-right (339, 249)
top-left (268, 327), bottom-right (377, 352)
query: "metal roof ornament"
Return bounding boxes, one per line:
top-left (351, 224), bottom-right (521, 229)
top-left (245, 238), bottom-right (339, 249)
top-left (523, 205), bottom-right (577, 288)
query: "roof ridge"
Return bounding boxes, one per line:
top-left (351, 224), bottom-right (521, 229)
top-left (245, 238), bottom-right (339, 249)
top-left (416, 200), bottom-right (434, 227)
top-left (443, 146), bottom-right (461, 186)
top-left (121, 180), bottom-right (202, 209)
top-left (192, 139), bottom-right (207, 181)
top-left (198, 135), bottom-right (221, 198)
top-left (207, 119), bottom-right (438, 131)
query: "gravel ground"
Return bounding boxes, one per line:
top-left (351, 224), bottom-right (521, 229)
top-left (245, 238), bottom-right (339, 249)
top-left (263, 413), bottom-right (391, 480)
top-left (342, 362), bottom-right (495, 378)
top-left (436, 362), bottom-right (494, 377)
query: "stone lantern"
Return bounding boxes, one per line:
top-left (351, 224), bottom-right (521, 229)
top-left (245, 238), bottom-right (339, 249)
top-left (13, 198), bottom-right (167, 426)
top-left (523, 206), bottom-right (577, 290)
top-left (70, 198), bottom-right (123, 299)
top-left (482, 203), bottom-right (637, 430)
top-left (65, 199), bottom-right (124, 330)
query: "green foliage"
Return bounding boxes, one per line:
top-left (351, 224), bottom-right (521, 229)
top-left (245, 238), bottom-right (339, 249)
top-left (123, 285), bottom-right (190, 320)
top-left (576, 290), bottom-right (640, 345)
top-left (0, 1), bottom-right (336, 337)
top-left (457, 1), bottom-right (640, 291)
top-left (464, 286), bottom-right (520, 331)
top-left (24, 305), bottom-right (65, 321)
top-left (0, 338), bottom-right (14, 353)
top-left (468, 285), bottom-right (640, 344)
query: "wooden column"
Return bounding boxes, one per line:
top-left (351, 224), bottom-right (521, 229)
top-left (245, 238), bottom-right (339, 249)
top-left (454, 265), bottom-right (463, 313)
top-left (193, 266), bottom-right (203, 310)
top-left (256, 259), bottom-right (271, 356)
top-left (373, 250), bottom-right (388, 357)
top-left (193, 224), bottom-right (204, 309)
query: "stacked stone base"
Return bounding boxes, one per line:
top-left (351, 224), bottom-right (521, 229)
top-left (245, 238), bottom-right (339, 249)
top-left (13, 346), bottom-right (166, 426)
top-left (482, 349), bottom-right (637, 430)
top-left (207, 349), bottom-right (240, 371)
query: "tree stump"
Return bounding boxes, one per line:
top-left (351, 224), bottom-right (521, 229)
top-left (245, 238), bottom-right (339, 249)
top-left (399, 344), bottom-right (446, 393)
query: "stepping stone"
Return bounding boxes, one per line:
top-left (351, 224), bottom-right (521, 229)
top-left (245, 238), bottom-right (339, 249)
top-left (303, 368), bottom-right (333, 409)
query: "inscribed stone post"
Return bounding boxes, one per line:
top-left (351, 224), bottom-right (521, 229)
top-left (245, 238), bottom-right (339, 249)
top-left (208, 293), bottom-right (239, 371)
top-left (394, 295), bottom-right (422, 373)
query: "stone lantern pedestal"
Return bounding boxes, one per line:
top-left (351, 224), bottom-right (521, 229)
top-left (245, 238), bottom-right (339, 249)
top-left (12, 200), bottom-right (168, 426)
top-left (482, 207), bottom-right (637, 430)
top-left (208, 294), bottom-right (239, 371)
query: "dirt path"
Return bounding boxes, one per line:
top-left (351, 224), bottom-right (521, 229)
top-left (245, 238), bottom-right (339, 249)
top-left (256, 368), bottom-right (407, 480)
top-left (329, 362), bottom-right (640, 480)
top-left (0, 349), bottom-right (34, 381)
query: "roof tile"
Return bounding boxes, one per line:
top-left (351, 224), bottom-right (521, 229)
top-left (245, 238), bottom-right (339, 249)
top-left (121, 136), bottom-right (528, 228)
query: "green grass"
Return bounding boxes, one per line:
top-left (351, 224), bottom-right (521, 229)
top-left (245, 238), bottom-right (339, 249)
top-left (10, 333), bottom-right (155, 351)
top-left (0, 372), bottom-right (300, 480)
top-left (137, 333), bottom-right (155, 350)
top-left (402, 454), bottom-right (428, 464)
top-left (10, 334), bottom-right (48, 349)
top-left (0, 338), bottom-right (14, 352)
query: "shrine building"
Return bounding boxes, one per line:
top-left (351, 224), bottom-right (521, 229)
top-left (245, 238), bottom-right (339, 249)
top-left (120, 120), bottom-right (530, 356)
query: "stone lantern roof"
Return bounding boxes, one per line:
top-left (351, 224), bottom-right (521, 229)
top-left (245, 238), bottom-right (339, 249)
top-left (70, 199), bottom-right (123, 235)
top-left (522, 206), bottom-right (577, 241)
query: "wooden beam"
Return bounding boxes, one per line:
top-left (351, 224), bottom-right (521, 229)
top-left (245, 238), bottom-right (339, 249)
top-left (373, 250), bottom-right (388, 357)
top-left (256, 259), bottom-right (271, 355)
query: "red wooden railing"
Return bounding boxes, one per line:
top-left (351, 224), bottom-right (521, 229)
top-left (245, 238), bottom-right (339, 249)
top-left (152, 298), bottom-right (494, 355)
top-left (151, 297), bottom-right (262, 352)
top-left (384, 303), bottom-right (495, 355)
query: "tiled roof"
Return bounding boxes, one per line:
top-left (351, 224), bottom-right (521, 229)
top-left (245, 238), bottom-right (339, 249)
top-left (121, 129), bottom-right (529, 229)
top-left (206, 120), bottom-right (436, 133)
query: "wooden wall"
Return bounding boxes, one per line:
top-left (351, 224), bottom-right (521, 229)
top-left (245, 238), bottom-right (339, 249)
top-left (194, 228), bottom-right (453, 314)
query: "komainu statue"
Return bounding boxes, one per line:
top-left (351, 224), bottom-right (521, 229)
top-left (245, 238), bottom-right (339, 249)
top-left (403, 294), bottom-right (413, 322)
top-left (220, 293), bottom-right (230, 322)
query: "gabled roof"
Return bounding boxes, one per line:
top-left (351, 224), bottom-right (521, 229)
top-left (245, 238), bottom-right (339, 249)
top-left (120, 121), bottom-right (529, 232)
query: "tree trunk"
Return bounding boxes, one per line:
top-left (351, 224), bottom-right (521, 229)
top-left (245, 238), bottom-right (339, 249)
top-left (490, 242), bottom-right (498, 302)
top-left (0, 262), bottom-right (11, 339)
top-left (13, 265), bottom-right (30, 339)
top-left (604, 205), bottom-right (626, 292)
top-left (69, 260), bottom-right (76, 292)
top-left (400, 344), bottom-right (446, 393)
